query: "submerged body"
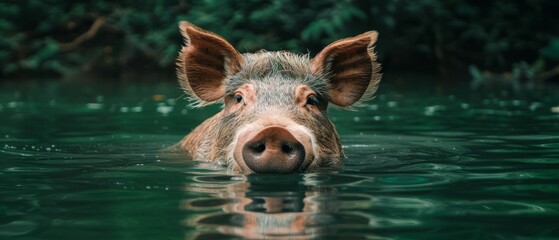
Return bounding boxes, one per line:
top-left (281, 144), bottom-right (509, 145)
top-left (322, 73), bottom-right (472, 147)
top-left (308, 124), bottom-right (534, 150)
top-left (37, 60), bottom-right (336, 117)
top-left (175, 22), bottom-right (381, 173)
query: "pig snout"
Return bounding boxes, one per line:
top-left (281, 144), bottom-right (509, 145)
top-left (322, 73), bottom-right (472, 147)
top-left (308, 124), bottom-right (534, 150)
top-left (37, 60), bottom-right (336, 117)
top-left (236, 125), bottom-right (313, 173)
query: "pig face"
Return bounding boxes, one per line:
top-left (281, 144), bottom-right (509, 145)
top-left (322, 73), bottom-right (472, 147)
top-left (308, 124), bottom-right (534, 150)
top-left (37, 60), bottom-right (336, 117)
top-left (177, 22), bottom-right (381, 173)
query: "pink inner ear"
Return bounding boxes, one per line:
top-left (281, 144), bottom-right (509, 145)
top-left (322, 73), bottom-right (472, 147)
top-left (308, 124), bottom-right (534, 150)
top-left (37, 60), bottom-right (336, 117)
top-left (181, 43), bottom-right (228, 102)
top-left (312, 32), bottom-right (380, 107)
top-left (177, 22), bottom-right (242, 103)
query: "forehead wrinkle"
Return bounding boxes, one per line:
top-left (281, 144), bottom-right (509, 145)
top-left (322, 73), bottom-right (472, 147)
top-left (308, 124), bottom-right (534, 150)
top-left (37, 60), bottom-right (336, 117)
top-left (225, 51), bottom-right (327, 95)
top-left (240, 51), bottom-right (312, 79)
top-left (253, 77), bottom-right (297, 111)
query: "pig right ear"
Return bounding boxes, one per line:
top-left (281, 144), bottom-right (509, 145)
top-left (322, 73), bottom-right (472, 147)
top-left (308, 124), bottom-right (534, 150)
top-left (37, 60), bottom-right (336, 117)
top-left (176, 22), bottom-right (243, 106)
top-left (312, 31), bottom-right (382, 107)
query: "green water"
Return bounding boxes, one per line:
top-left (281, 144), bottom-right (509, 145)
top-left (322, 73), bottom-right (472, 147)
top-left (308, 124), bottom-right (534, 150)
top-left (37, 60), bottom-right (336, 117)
top-left (1, 77), bottom-right (559, 239)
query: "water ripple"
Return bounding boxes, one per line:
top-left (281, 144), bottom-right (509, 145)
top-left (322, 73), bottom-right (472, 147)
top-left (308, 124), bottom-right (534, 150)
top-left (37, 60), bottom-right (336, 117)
top-left (0, 220), bottom-right (39, 237)
top-left (446, 200), bottom-right (549, 215)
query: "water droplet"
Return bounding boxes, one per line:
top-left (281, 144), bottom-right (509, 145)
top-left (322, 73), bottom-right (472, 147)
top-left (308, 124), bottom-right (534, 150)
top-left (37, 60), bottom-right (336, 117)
top-left (8, 101), bottom-right (21, 108)
top-left (367, 104), bottom-right (378, 110)
top-left (424, 105), bottom-right (446, 116)
top-left (86, 103), bottom-right (103, 110)
top-left (157, 106), bottom-right (173, 116)
top-left (529, 102), bottom-right (542, 111)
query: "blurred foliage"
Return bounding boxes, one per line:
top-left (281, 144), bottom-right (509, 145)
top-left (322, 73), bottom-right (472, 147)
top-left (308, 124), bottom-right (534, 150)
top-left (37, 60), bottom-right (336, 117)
top-left (1, 0), bottom-right (559, 79)
top-left (540, 38), bottom-right (559, 61)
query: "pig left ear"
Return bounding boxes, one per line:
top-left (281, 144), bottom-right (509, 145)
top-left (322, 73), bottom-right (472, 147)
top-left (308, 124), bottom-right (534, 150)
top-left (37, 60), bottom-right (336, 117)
top-left (177, 21), bottom-right (243, 106)
top-left (312, 31), bottom-right (382, 107)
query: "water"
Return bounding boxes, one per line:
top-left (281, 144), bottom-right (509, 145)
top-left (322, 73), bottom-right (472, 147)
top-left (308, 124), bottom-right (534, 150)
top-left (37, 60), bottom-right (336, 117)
top-left (1, 77), bottom-right (559, 239)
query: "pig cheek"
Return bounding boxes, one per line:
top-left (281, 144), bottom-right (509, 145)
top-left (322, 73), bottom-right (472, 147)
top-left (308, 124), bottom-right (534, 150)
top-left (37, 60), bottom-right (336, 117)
top-left (301, 113), bottom-right (339, 168)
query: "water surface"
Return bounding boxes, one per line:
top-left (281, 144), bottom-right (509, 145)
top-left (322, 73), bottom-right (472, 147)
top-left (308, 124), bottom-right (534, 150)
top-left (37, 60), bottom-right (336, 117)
top-left (1, 77), bottom-right (558, 239)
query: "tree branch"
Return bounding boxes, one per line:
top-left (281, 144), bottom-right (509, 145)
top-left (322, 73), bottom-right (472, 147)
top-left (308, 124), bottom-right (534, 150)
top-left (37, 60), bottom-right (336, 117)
top-left (537, 64), bottom-right (559, 81)
top-left (59, 17), bottom-right (106, 52)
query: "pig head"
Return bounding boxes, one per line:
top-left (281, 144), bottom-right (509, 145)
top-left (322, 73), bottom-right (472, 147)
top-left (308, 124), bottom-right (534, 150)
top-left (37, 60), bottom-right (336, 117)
top-left (176, 22), bottom-right (381, 173)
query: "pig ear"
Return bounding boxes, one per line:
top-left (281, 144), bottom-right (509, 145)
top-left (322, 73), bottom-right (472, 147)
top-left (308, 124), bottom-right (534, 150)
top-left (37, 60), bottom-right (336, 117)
top-left (176, 21), bottom-right (243, 106)
top-left (311, 31), bottom-right (382, 107)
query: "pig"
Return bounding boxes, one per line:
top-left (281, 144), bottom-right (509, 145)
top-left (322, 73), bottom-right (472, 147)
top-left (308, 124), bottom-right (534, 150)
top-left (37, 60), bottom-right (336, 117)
top-left (174, 22), bottom-right (381, 174)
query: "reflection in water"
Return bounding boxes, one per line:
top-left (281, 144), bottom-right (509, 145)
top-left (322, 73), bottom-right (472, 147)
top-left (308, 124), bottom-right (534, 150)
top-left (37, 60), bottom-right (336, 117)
top-left (2, 81), bottom-right (559, 239)
top-left (181, 173), bottom-right (372, 239)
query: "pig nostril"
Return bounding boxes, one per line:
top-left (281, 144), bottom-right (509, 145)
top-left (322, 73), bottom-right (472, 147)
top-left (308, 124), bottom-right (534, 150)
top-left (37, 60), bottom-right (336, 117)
top-left (281, 143), bottom-right (293, 154)
top-left (241, 126), bottom-right (306, 173)
top-left (250, 141), bottom-right (266, 154)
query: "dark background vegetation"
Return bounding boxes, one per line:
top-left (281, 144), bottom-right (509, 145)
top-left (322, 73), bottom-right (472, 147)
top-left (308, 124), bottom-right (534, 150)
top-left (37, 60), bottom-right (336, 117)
top-left (2, 0), bottom-right (559, 83)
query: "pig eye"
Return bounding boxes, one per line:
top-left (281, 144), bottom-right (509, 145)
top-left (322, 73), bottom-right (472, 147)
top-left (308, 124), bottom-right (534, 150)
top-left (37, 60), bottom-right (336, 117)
top-left (306, 95), bottom-right (319, 106)
top-left (234, 94), bottom-right (243, 104)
